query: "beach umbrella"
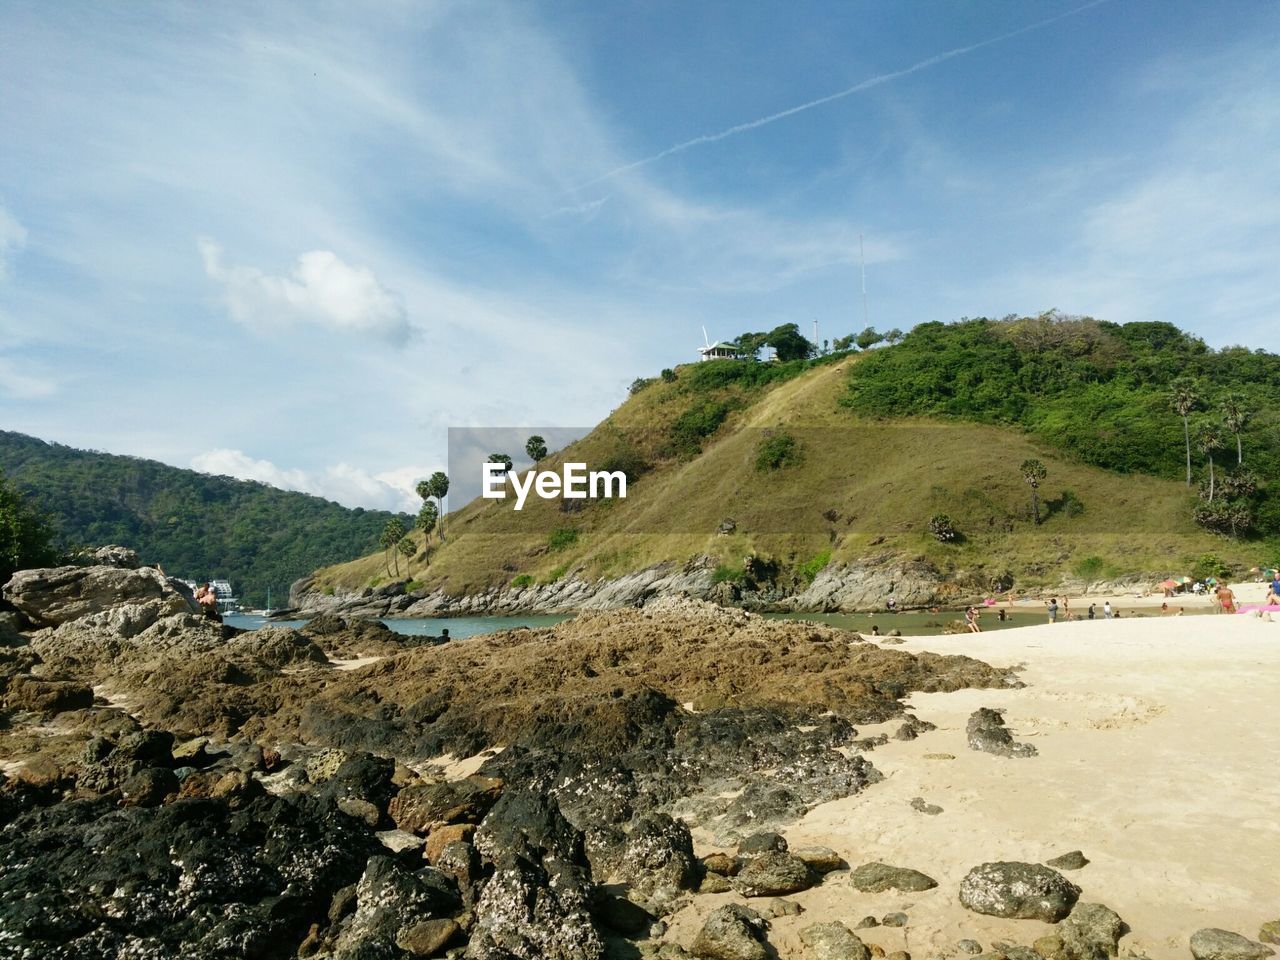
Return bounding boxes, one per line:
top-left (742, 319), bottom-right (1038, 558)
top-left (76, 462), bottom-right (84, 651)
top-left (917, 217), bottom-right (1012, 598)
top-left (1158, 579), bottom-right (1178, 590)
top-left (1173, 576), bottom-right (1193, 585)
top-left (983, 598), bottom-right (996, 606)
top-left (1205, 577), bottom-right (1217, 586)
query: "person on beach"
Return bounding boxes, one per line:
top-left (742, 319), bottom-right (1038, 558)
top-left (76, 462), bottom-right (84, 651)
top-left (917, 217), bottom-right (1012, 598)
top-left (195, 583), bottom-right (222, 622)
top-left (965, 607), bottom-right (981, 632)
top-left (1062, 597), bottom-right (1070, 620)
top-left (1267, 579), bottom-right (1280, 605)
top-left (1161, 602), bottom-right (1169, 615)
top-left (1087, 603), bottom-right (1096, 620)
top-left (1103, 600), bottom-right (1113, 619)
top-left (1114, 609), bottom-right (1121, 619)
top-left (1216, 583), bottom-right (1237, 614)
top-left (1046, 598), bottom-right (1059, 623)
top-left (997, 608), bottom-right (1007, 622)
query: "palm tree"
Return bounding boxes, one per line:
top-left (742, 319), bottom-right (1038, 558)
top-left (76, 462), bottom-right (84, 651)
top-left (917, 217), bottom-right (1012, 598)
top-left (1020, 458), bottom-right (1047, 524)
top-left (1169, 377), bottom-right (1200, 486)
top-left (1219, 393), bottom-right (1249, 465)
top-left (424, 471), bottom-right (450, 539)
top-left (1196, 421), bottom-right (1224, 503)
top-left (525, 435), bottom-right (548, 463)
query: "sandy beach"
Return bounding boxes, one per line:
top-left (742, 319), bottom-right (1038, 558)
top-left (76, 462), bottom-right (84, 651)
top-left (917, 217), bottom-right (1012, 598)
top-left (671, 613), bottom-right (1280, 959)
top-left (1006, 579), bottom-right (1275, 617)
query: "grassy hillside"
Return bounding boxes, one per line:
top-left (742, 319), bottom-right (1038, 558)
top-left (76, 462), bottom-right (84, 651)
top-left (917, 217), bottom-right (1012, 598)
top-left (318, 321), bottom-right (1273, 599)
top-left (0, 431), bottom-right (410, 607)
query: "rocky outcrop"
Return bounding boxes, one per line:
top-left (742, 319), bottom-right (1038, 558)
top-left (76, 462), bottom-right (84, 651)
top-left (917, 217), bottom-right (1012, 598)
top-left (4, 562), bottom-right (196, 628)
top-left (1190, 929), bottom-right (1276, 960)
top-left (692, 904), bottom-right (771, 960)
top-left (849, 861), bottom-right (938, 893)
top-left (958, 861), bottom-right (1081, 922)
top-left (966, 707), bottom-right (1038, 758)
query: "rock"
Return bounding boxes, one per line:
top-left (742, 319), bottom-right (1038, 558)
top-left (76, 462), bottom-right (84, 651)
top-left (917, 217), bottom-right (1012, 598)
top-left (591, 894), bottom-right (654, 935)
top-left (893, 715), bottom-right (936, 741)
top-left (334, 855), bottom-right (461, 956)
top-left (959, 861), bottom-right (1081, 922)
top-left (691, 903), bottom-right (770, 960)
top-left (74, 545), bottom-right (141, 569)
top-left (1059, 903), bottom-right (1126, 960)
top-left (800, 921), bottom-right (870, 960)
top-left (209, 769), bottom-right (266, 808)
top-left (3, 563), bottom-right (196, 628)
top-left (390, 776), bottom-right (504, 833)
top-left (924, 753), bottom-right (955, 760)
top-left (702, 852), bottom-right (739, 876)
top-left (1045, 850), bottom-right (1089, 871)
top-left (425, 823), bottom-right (475, 864)
top-left (236, 626), bottom-right (329, 668)
top-left (966, 708), bottom-right (1037, 758)
top-left (738, 831), bottom-right (788, 855)
top-left (397, 917), bottom-right (461, 956)
top-left (1189, 929), bottom-right (1275, 960)
top-left (887, 953), bottom-right (910, 960)
top-left (855, 916), bottom-right (879, 929)
top-left (3, 675), bottom-right (93, 714)
top-left (733, 851), bottom-right (813, 897)
top-left (376, 829), bottom-right (426, 857)
top-left (758, 898), bottom-right (802, 919)
top-left (882, 913), bottom-right (908, 927)
top-left (700, 872), bottom-right (733, 894)
top-left (1261, 923), bottom-right (1280, 946)
top-left (792, 846), bottom-right (846, 874)
top-left (120, 767), bottom-right (179, 806)
top-left (433, 840), bottom-right (480, 896)
top-left (318, 752), bottom-right (396, 821)
top-left (621, 813), bottom-right (699, 909)
top-left (849, 862), bottom-right (938, 893)
top-left (469, 788), bottom-right (603, 960)
top-left (958, 941), bottom-right (983, 955)
top-left (910, 797), bottom-right (943, 815)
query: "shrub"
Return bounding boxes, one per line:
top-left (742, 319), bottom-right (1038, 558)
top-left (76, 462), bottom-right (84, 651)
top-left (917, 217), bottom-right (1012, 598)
top-left (712, 562), bottom-right (744, 584)
top-left (660, 368), bottom-right (677, 382)
top-left (510, 574), bottom-right (534, 588)
top-left (668, 399), bottom-right (732, 458)
top-left (928, 514), bottom-right (958, 542)
top-left (1059, 489), bottom-right (1085, 518)
top-left (754, 431), bottom-right (803, 472)
top-left (404, 579), bottom-right (425, 594)
top-left (628, 377), bottom-right (654, 396)
top-left (1073, 555), bottom-right (1105, 582)
top-left (548, 528), bottom-right (579, 551)
top-left (543, 563), bottom-right (570, 583)
top-left (1191, 552), bottom-right (1231, 581)
top-left (797, 550), bottom-right (832, 584)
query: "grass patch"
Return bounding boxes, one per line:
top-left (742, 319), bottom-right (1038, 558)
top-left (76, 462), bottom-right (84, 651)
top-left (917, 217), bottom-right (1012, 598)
top-left (712, 562), bottom-right (745, 584)
top-left (510, 574), bottom-right (534, 588)
top-left (548, 528), bottom-right (579, 551)
top-left (754, 431), bottom-right (803, 471)
top-left (542, 563), bottom-right (570, 584)
top-left (797, 550), bottom-right (832, 584)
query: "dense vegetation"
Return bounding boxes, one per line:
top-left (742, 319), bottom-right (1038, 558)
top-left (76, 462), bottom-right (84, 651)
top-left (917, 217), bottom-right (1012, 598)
top-left (842, 314), bottom-right (1280, 537)
top-left (0, 431), bottom-right (411, 606)
top-left (0, 471), bottom-right (59, 585)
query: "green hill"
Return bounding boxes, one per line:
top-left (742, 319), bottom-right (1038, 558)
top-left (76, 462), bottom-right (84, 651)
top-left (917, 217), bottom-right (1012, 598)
top-left (315, 315), bottom-right (1278, 600)
top-left (0, 430), bottom-right (410, 607)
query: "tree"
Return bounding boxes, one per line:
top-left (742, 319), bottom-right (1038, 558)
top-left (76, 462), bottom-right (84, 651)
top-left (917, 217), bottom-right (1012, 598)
top-left (884, 328), bottom-right (905, 345)
top-left (832, 334), bottom-right (855, 352)
top-left (854, 326), bottom-right (885, 351)
top-left (397, 536), bottom-right (415, 566)
top-left (1196, 420), bottom-right (1224, 502)
top-left (525, 435), bottom-right (548, 463)
top-left (416, 499), bottom-right (438, 544)
top-left (1220, 392), bottom-right (1249, 465)
top-left (764, 323), bottom-right (814, 361)
top-left (488, 453), bottom-right (513, 475)
top-left (659, 368), bottom-right (677, 383)
top-left (419, 472), bottom-right (450, 540)
top-left (1020, 458), bottom-right (1047, 524)
top-left (1169, 377), bottom-right (1200, 485)
top-left (0, 472), bottom-right (59, 583)
top-left (379, 517), bottom-right (407, 576)
top-left (733, 331), bottom-right (769, 359)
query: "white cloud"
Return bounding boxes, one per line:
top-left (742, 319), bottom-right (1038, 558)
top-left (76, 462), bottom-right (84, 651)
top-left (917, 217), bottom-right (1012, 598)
top-left (198, 239), bottom-right (411, 345)
top-left (0, 204), bottom-right (26, 279)
top-left (0, 355), bottom-right (56, 400)
top-left (191, 448), bottom-right (429, 512)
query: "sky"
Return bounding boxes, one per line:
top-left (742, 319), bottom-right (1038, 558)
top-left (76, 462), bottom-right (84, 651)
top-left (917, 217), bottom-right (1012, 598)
top-left (1, 0), bottom-right (1278, 513)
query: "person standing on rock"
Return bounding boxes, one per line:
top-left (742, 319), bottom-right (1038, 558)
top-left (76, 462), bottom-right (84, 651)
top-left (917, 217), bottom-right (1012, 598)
top-left (196, 583), bottom-right (222, 622)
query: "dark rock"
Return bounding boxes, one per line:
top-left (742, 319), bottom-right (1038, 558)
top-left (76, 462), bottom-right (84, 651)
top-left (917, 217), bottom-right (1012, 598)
top-left (3, 675), bottom-right (93, 714)
top-left (621, 813), bottom-right (699, 909)
top-left (800, 921), bottom-right (870, 960)
top-left (397, 917), bottom-right (460, 956)
top-left (1059, 903), bottom-right (1126, 960)
top-left (849, 862), bottom-right (937, 893)
top-left (758, 898), bottom-right (801, 919)
top-left (390, 776), bottom-right (504, 833)
top-left (700, 873), bottom-right (733, 894)
top-left (701, 852), bottom-right (738, 876)
top-left (733, 851), bottom-right (813, 897)
top-left (120, 767), bottom-right (179, 806)
top-left (959, 861), bottom-right (1080, 922)
top-left (892, 715), bottom-right (936, 741)
top-left (433, 840), bottom-right (480, 897)
top-left (469, 788), bottom-right (603, 960)
top-left (78, 730), bottom-right (176, 793)
top-left (1045, 850), bottom-right (1089, 871)
top-left (738, 832), bottom-right (787, 856)
top-left (318, 753), bottom-right (397, 817)
top-left (882, 913), bottom-right (908, 928)
top-left (791, 846), bottom-right (846, 874)
top-left (1261, 923), bottom-right (1280, 946)
top-left (691, 903), bottom-right (770, 960)
top-left (966, 708), bottom-right (1037, 758)
top-left (854, 916), bottom-right (879, 929)
top-left (910, 797), bottom-right (943, 816)
top-left (591, 894), bottom-right (654, 935)
top-left (1189, 929), bottom-right (1275, 960)
top-left (333, 855), bottom-right (461, 956)
top-left (958, 940), bottom-right (983, 955)
top-left (4, 563), bottom-right (196, 628)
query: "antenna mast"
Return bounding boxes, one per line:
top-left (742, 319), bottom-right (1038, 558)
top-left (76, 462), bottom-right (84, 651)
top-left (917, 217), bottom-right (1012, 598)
top-left (860, 233), bottom-right (869, 329)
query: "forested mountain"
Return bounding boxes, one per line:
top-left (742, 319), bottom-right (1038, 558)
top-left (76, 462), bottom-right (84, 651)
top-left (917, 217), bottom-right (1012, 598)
top-left (0, 431), bottom-right (410, 606)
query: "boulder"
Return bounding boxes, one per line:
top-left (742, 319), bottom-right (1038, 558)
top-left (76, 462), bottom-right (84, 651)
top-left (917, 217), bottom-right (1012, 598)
top-left (691, 904), bottom-right (770, 960)
top-left (849, 862), bottom-right (937, 893)
top-left (3, 675), bottom-right (93, 714)
top-left (799, 922), bottom-right (870, 960)
top-left (621, 813), bottom-right (699, 909)
top-left (390, 776), bottom-right (504, 834)
top-left (397, 917), bottom-right (461, 956)
top-left (3, 563), bottom-right (196, 628)
top-left (1260, 923), bottom-right (1280, 946)
top-left (73, 545), bottom-right (140, 569)
top-left (733, 851), bottom-right (813, 897)
top-left (120, 767), bottom-right (179, 806)
top-left (791, 846), bottom-right (846, 874)
top-left (333, 855), bottom-right (460, 956)
top-left (1046, 850), bottom-right (1089, 871)
top-left (1189, 929), bottom-right (1275, 960)
top-left (738, 831), bottom-right (788, 856)
top-left (959, 862), bottom-right (1080, 922)
top-left (966, 708), bottom-right (1037, 758)
top-left (1061, 903), bottom-right (1126, 960)
top-left (882, 913), bottom-right (908, 928)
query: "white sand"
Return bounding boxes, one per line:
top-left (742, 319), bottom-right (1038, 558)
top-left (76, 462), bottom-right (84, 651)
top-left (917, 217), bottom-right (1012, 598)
top-left (666, 615), bottom-right (1280, 959)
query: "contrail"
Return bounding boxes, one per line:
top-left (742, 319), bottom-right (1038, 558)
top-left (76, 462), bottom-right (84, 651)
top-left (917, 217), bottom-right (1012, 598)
top-left (578, 0), bottom-right (1111, 188)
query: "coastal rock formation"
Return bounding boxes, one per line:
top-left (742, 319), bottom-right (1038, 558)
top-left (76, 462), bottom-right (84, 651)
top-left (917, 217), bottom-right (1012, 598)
top-left (799, 921), bottom-right (871, 960)
top-left (958, 861), bottom-right (1081, 921)
top-left (849, 861), bottom-right (938, 893)
top-left (1190, 929), bottom-right (1276, 960)
top-left (1034, 902), bottom-right (1127, 960)
top-left (966, 707), bottom-right (1038, 758)
top-left (3, 562), bottom-right (197, 628)
top-left (691, 904), bottom-right (771, 960)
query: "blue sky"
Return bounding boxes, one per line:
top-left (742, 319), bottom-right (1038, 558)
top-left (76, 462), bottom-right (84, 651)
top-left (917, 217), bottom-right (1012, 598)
top-left (2, 0), bottom-right (1277, 512)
